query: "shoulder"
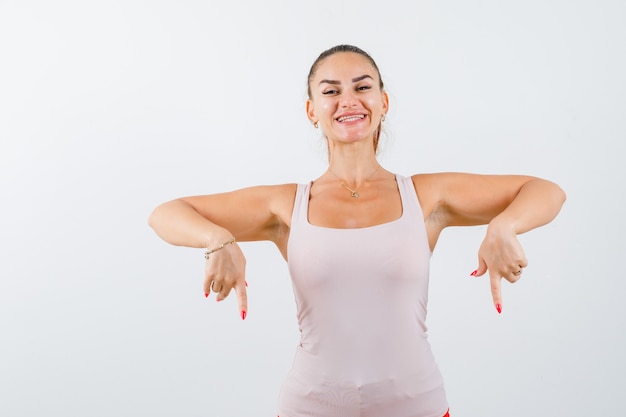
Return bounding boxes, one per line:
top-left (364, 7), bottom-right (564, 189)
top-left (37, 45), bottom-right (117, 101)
top-left (269, 183), bottom-right (299, 205)
top-left (263, 183), bottom-right (299, 202)
top-left (237, 182), bottom-right (297, 210)
top-left (246, 182), bottom-right (298, 197)
top-left (260, 183), bottom-right (298, 245)
top-left (181, 182), bottom-right (299, 228)
top-left (224, 182), bottom-right (298, 200)
top-left (261, 183), bottom-right (299, 226)
top-left (409, 173), bottom-right (446, 220)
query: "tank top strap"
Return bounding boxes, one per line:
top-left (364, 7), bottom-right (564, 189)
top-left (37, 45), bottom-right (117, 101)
top-left (291, 182), bottom-right (312, 228)
top-left (395, 174), bottom-right (426, 222)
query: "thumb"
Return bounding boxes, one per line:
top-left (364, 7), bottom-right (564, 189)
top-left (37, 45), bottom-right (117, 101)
top-left (470, 257), bottom-right (488, 277)
top-left (489, 269), bottom-right (503, 314)
top-left (235, 280), bottom-right (248, 321)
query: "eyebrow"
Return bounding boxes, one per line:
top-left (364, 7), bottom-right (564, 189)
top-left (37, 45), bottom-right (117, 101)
top-left (319, 74), bottom-right (374, 85)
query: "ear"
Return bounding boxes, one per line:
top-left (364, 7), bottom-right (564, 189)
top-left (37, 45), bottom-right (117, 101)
top-left (306, 99), bottom-right (317, 124)
top-left (381, 90), bottom-right (389, 115)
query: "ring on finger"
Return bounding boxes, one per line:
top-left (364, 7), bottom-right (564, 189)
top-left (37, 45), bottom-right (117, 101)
top-left (211, 281), bottom-right (221, 292)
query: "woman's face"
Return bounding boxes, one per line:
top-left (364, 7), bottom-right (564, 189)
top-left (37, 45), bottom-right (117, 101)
top-left (307, 52), bottom-right (388, 147)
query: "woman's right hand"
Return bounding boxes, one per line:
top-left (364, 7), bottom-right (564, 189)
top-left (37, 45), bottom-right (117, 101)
top-left (204, 239), bottom-right (248, 320)
top-left (148, 184), bottom-right (296, 320)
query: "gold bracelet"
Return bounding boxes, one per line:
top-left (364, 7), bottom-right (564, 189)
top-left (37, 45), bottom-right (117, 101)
top-left (204, 237), bottom-right (236, 260)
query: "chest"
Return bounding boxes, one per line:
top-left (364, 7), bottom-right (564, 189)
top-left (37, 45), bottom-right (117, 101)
top-left (307, 180), bottom-right (403, 229)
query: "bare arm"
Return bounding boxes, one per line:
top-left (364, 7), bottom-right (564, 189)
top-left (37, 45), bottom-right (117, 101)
top-left (148, 184), bottom-right (296, 249)
top-left (485, 178), bottom-right (566, 233)
top-left (438, 174), bottom-right (566, 231)
top-left (148, 184), bottom-right (296, 318)
top-left (415, 173), bottom-right (566, 312)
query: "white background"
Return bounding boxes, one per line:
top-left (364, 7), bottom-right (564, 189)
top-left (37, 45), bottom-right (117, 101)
top-left (1, 1), bottom-right (624, 416)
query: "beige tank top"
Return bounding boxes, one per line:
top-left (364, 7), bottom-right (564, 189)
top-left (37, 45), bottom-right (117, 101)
top-left (287, 174), bottom-right (444, 393)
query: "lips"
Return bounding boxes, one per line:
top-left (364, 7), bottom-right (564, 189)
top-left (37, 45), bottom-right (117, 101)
top-left (336, 114), bottom-right (367, 123)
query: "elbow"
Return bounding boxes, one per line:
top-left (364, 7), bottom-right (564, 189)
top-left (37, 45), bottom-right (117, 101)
top-left (554, 182), bottom-right (567, 206)
top-left (546, 181), bottom-right (567, 217)
top-left (528, 178), bottom-right (567, 205)
top-left (147, 209), bottom-right (156, 230)
top-left (147, 204), bottom-right (165, 232)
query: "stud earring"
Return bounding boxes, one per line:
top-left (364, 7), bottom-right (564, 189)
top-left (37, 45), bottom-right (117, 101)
top-left (313, 121), bottom-right (318, 128)
top-left (381, 114), bottom-right (386, 123)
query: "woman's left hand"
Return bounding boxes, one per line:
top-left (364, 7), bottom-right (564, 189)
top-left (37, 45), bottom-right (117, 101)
top-left (472, 221), bottom-right (528, 313)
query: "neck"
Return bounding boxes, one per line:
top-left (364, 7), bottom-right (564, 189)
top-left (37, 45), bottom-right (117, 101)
top-left (327, 143), bottom-right (379, 184)
top-left (327, 157), bottom-right (381, 193)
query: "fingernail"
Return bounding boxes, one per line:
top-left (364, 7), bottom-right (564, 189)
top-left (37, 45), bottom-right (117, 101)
top-left (496, 303), bottom-right (502, 314)
top-left (204, 293), bottom-right (209, 298)
top-left (216, 298), bottom-right (222, 302)
top-left (470, 270), bottom-right (478, 276)
top-left (245, 280), bottom-right (248, 287)
top-left (241, 311), bottom-right (247, 320)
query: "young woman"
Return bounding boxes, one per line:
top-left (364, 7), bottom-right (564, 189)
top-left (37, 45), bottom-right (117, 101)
top-left (148, 44), bottom-right (566, 417)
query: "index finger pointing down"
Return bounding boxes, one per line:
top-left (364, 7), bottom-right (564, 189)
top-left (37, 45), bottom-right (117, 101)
top-left (235, 282), bottom-right (248, 320)
top-left (489, 270), bottom-right (503, 314)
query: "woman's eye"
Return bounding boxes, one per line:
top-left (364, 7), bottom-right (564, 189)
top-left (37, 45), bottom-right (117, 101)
top-left (357, 85), bottom-right (372, 91)
top-left (322, 89), bottom-right (338, 95)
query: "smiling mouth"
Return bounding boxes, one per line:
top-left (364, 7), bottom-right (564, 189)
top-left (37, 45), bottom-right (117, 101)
top-left (336, 114), bottom-right (366, 123)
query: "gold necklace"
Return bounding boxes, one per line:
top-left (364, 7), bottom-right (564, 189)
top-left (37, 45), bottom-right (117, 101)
top-left (327, 165), bottom-right (381, 198)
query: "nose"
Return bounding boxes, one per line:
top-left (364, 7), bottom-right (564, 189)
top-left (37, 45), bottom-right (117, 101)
top-left (339, 90), bottom-right (359, 108)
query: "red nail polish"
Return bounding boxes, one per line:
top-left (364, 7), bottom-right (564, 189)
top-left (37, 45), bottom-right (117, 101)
top-left (204, 293), bottom-right (209, 298)
top-left (241, 311), bottom-right (247, 320)
top-left (245, 280), bottom-right (248, 287)
top-left (216, 298), bottom-right (222, 302)
top-left (470, 270), bottom-right (478, 276)
top-left (496, 303), bottom-right (502, 314)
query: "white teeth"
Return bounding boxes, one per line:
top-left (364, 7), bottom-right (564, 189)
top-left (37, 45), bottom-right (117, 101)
top-left (337, 115), bottom-right (365, 122)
